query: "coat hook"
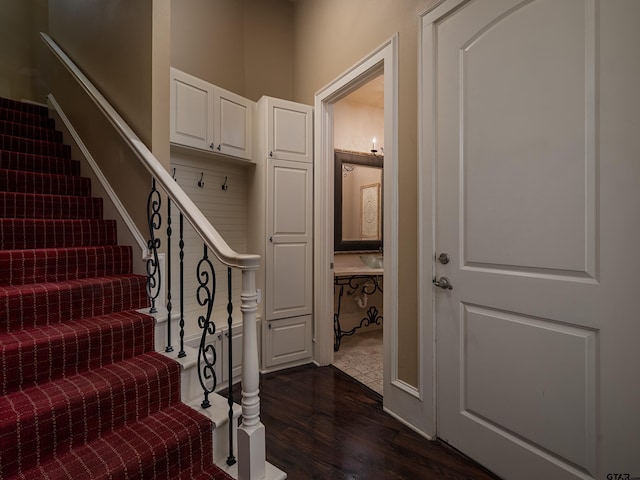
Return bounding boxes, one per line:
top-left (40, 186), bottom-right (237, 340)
top-left (221, 176), bottom-right (228, 191)
top-left (172, 167), bottom-right (177, 180)
top-left (198, 172), bottom-right (205, 188)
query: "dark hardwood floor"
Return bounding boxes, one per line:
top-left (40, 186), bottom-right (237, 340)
top-left (231, 364), bottom-right (500, 479)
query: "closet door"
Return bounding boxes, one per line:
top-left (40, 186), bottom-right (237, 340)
top-left (265, 159), bottom-right (312, 320)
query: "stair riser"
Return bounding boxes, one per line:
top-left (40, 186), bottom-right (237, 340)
top-left (0, 134), bottom-right (70, 158)
top-left (0, 246), bottom-right (133, 286)
top-left (0, 120), bottom-right (63, 143)
top-left (0, 150), bottom-right (80, 176)
top-left (0, 169), bottom-right (91, 196)
top-left (0, 192), bottom-right (103, 219)
top-left (0, 219), bottom-right (118, 249)
top-left (0, 353), bottom-right (181, 478)
top-left (0, 275), bottom-right (149, 331)
top-left (1, 311), bottom-right (155, 395)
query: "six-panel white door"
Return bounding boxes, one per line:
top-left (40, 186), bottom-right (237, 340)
top-left (424, 0), bottom-right (640, 478)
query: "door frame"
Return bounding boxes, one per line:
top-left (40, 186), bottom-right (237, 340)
top-left (314, 35), bottom-right (434, 436)
top-left (313, 36), bottom-right (396, 370)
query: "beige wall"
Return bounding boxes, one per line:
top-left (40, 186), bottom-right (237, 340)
top-left (292, 0), bottom-right (437, 386)
top-left (171, 0), bottom-right (244, 94)
top-left (0, 0), bottom-right (49, 102)
top-left (334, 100), bottom-right (384, 154)
top-left (47, 0), bottom-right (171, 237)
top-left (49, 0), bottom-right (154, 146)
top-left (170, 0), bottom-right (293, 101)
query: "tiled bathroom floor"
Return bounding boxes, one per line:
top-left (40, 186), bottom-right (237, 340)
top-left (332, 328), bottom-right (383, 396)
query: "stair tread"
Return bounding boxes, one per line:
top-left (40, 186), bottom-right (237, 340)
top-left (0, 191), bottom-right (103, 219)
top-left (0, 245), bottom-right (133, 285)
top-left (0, 274), bottom-right (149, 330)
top-left (0, 119), bottom-right (62, 143)
top-left (0, 352), bottom-right (183, 478)
top-left (0, 98), bottom-right (48, 117)
top-left (0, 106), bottom-right (54, 128)
top-left (13, 403), bottom-right (231, 480)
top-left (0, 168), bottom-right (91, 196)
top-left (0, 149), bottom-right (80, 175)
top-left (0, 218), bottom-right (118, 249)
top-left (0, 133), bottom-right (71, 158)
top-left (0, 310), bottom-right (155, 395)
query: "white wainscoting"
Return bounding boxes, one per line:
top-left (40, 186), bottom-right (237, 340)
top-left (169, 151), bottom-right (250, 340)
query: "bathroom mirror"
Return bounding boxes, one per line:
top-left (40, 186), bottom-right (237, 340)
top-left (334, 149), bottom-right (383, 251)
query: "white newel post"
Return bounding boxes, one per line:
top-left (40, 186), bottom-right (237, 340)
top-left (238, 268), bottom-right (266, 480)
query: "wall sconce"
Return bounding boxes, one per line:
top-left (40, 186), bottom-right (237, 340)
top-left (371, 137), bottom-right (382, 157)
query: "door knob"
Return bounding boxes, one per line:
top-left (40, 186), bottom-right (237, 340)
top-left (433, 276), bottom-right (453, 290)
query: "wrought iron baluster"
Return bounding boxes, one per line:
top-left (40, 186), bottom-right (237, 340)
top-left (146, 178), bottom-right (161, 313)
top-left (178, 211), bottom-right (186, 358)
top-left (226, 267), bottom-right (236, 466)
top-left (196, 244), bottom-right (217, 408)
top-left (165, 197), bottom-right (173, 353)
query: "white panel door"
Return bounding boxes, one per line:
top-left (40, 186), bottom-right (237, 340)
top-left (425, 1), bottom-right (640, 479)
top-left (266, 159), bottom-right (313, 320)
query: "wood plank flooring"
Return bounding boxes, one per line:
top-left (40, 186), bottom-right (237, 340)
top-left (231, 364), bottom-right (500, 479)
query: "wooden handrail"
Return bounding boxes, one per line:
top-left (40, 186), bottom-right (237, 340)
top-left (40, 32), bottom-right (260, 271)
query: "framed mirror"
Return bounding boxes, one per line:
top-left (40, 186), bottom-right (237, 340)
top-left (334, 149), bottom-right (383, 251)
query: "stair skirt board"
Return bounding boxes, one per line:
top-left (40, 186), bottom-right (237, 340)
top-left (0, 97), bottom-right (233, 479)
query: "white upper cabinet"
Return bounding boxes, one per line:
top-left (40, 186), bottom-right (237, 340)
top-left (170, 67), bottom-right (254, 162)
top-left (212, 86), bottom-right (253, 161)
top-left (170, 67), bottom-right (214, 151)
top-left (258, 96), bottom-right (312, 163)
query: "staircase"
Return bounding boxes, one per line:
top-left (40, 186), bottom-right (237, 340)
top-left (0, 97), bottom-right (233, 479)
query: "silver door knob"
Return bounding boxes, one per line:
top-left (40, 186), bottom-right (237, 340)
top-left (433, 276), bottom-right (453, 290)
top-left (438, 253), bottom-right (450, 264)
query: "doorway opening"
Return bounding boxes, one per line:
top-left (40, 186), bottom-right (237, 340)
top-left (331, 77), bottom-right (385, 395)
top-left (313, 36), bottom-right (398, 402)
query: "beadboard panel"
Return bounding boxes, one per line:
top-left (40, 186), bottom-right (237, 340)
top-left (169, 152), bottom-right (250, 340)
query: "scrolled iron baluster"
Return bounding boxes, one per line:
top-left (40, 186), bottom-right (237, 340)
top-left (146, 178), bottom-right (162, 313)
top-left (178, 212), bottom-right (186, 358)
top-left (196, 244), bottom-right (217, 408)
top-left (225, 267), bottom-right (236, 466)
top-left (165, 197), bottom-right (173, 352)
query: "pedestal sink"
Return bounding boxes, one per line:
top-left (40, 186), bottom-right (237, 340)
top-left (360, 254), bottom-right (384, 269)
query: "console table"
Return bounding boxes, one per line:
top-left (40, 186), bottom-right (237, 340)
top-left (333, 255), bottom-right (383, 352)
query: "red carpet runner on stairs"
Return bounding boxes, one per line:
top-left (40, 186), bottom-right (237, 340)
top-left (0, 97), bottom-right (232, 479)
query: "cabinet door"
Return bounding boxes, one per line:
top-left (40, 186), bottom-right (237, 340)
top-left (266, 98), bottom-right (312, 163)
top-left (170, 67), bottom-right (214, 150)
top-left (213, 86), bottom-right (253, 161)
top-left (266, 159), bottom-right (312, 320)
top-left (263, 315), bottom-right (312, 368)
